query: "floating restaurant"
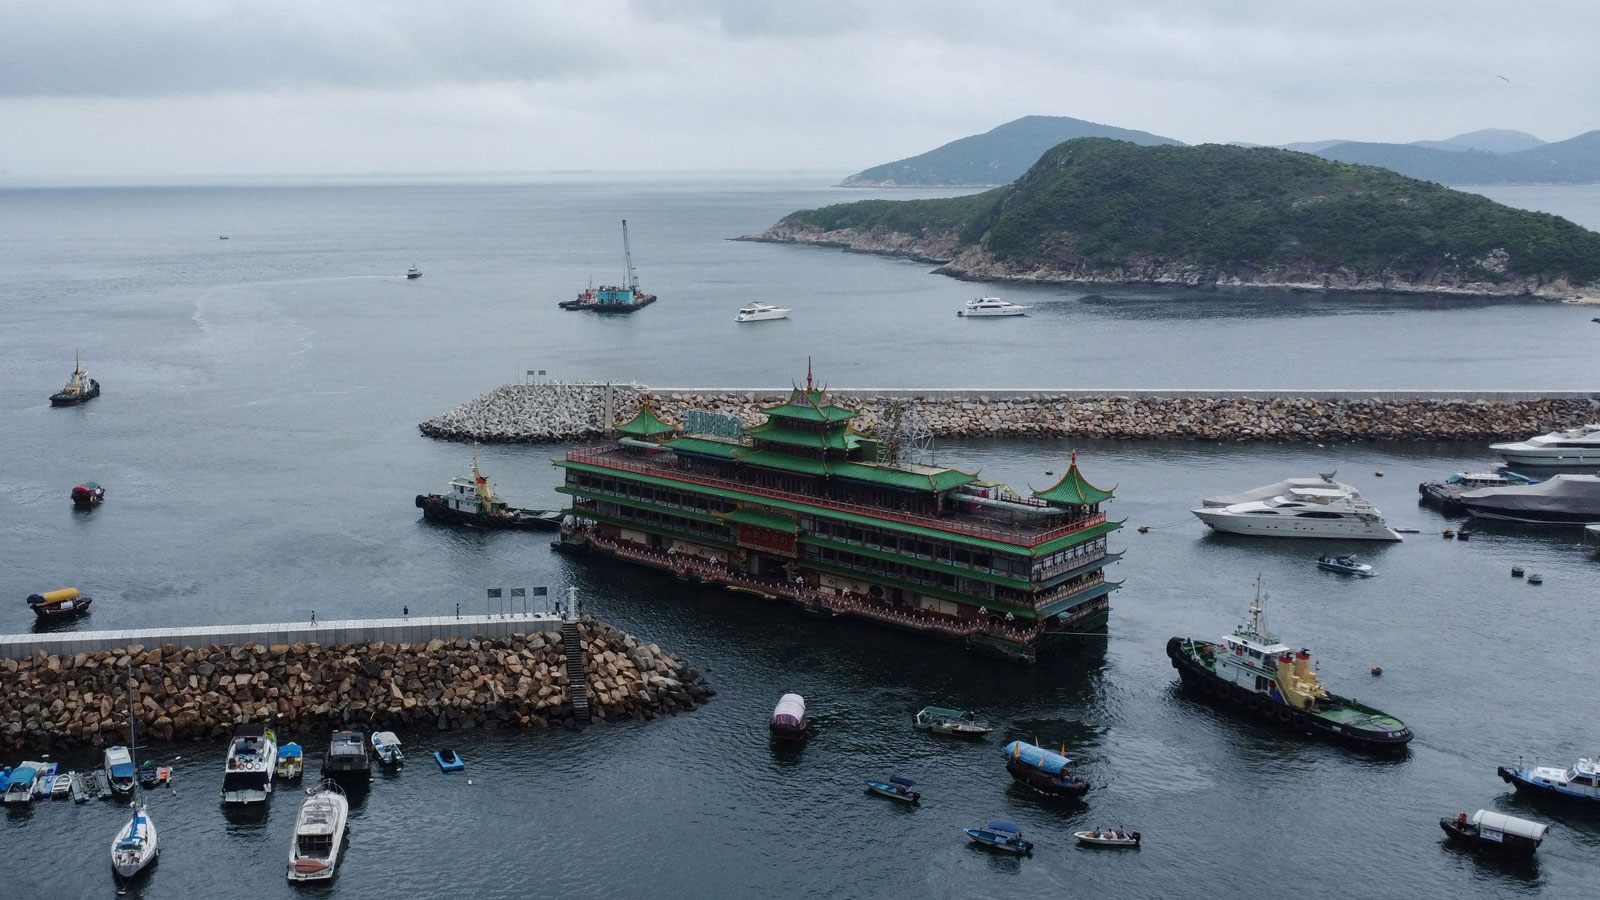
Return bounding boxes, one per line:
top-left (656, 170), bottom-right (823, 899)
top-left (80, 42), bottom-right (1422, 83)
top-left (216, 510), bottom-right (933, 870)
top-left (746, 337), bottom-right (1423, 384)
top-left (552, 371), bottom-right (1122, 662)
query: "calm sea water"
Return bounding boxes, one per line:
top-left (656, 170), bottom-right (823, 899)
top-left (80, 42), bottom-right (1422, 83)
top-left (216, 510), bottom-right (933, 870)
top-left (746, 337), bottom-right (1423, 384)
top-left (2, 178), bottom-right (1599, 899)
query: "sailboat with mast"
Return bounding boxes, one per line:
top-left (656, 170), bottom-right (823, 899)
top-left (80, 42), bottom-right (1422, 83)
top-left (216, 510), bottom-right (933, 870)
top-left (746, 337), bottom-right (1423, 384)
top-left (556, 220), bottom-right (657, 313)
top-left (110, 666), bottom-right (159, 881)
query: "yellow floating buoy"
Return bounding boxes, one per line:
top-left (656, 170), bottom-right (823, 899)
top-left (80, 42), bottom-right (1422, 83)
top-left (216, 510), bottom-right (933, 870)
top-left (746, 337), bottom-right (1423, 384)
top-left (1371, 666), bottom-right (1383, 676)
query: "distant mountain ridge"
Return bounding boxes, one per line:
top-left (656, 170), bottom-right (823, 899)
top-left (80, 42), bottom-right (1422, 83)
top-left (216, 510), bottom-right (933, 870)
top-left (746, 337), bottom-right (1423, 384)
top-left (838, 116), bottom-right (1182, 187)
top-left (758, 138), bottom-right (1600, 300)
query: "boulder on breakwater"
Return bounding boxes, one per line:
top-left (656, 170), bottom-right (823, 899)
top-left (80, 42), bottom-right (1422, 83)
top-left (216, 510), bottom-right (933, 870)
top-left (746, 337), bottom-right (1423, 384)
top-left (420, 383), bottom-right (1595, 443)
top-left (0, 617), bottom-right (710, 753)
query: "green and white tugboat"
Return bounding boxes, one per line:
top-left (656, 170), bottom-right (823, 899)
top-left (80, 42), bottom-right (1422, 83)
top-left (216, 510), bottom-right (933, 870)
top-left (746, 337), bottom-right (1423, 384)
top-left (1166, 576), bottom-right (1412, 753)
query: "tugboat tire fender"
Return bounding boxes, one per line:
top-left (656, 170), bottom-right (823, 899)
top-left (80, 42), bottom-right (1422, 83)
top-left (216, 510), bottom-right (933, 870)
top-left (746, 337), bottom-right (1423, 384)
top-left (1291, 710), bottom-right (1311, 730)
top-left (1273, 707), bottom-right (1293, 724)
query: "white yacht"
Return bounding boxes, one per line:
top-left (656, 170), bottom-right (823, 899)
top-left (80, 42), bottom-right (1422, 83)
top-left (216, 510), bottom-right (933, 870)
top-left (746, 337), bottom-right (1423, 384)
top-left (287, 781), bottom-right (350, 882)
top-left (220, 723), bottom-right (278, 805)
top-left (110, 676), bottom-right (158, 881)
top-left (957, 296), bottom-right (1028, 317)
top-left (1490, 423), bottom-right (1600, 466)
top-left (1192, 476), bottom-right (1402, 540)
top-left (735, 302), bottom-right (790, 322)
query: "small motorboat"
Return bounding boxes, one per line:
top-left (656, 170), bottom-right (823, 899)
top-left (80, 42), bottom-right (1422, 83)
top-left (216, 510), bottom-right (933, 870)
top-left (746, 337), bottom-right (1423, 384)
top-left (865, 775), bottom-right (920, 805)
top-left (3, 765), bottom-right (40, 805)
top-left (734, 302), bottom-right (791, 322)
top-left (1075, 829), bottom-right (1141, 848)
top-left (71, 482), bottom-right (106, 508)
top-left (104, 746), bottom-right (135, 796)
top-left (371, 731), bottom-right (405, 767)
top-left (1440, 809), bottom-right (1548, 860)
top-left (434, 748), bottom-right (465, 772)
top-left (913, 706), bottom-right (993, 739)
top-left (966, 821), bottom-right (1032, 855)
top-left (276, 743), bottom-right (304, 781)
top-left (1317, 554), bottom-right (1376, 576)
top-left (1527, 573), bottom-right (1544, 585)
top-left (407, 265), bottom-right (422, 279)
top-left (26, 588), bottom-right (93, 620)
top-left (138, 760), bottom-right (170, 789)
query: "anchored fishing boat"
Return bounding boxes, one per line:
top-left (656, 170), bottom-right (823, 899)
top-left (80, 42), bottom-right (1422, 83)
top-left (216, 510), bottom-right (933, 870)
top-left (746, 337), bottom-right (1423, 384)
top-left (50, 351), bottom-right (100, 406)
top-left (287, 781), bottom-right (349, 882)
top-left (1440, 809), bottom-right (1548, 860)
top-left (1498, 755), bottom-right (1600, 806)
top-left (1002, 740), bottom-right (1089, 798)
top-left (1166, 576), bottom-right (1413, 753)
top-left (913, 706), bottom-right (993, 739)
top-left (416, 454), bottom-right (562, 530)
top-left (966, 821), bottom-right (1032, 855)
top-left (221, 723), bottom-right (278, 804)
top-left (865, 775), bottom-right (920, 805)
top-left (26, 587), bottom-right (93, 620)
top-left (770, 693), bottom-right (809, 741)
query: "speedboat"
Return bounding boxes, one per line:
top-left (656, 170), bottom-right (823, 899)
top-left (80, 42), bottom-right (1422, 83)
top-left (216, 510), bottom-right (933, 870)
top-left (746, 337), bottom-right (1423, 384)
top-left (735, 302), bottom-right (790, 322)
top-left (1317, 554), bottom-right (1375, 576)
top-left (287, 781), bottom-right (349, 882)
top-left (1454, 474), bottom-right (1600, 525)
top-left (913, 706), bottom-right (993, 739)
top-left (769, 693), bottom-right (809, 741)
top-left (276, 743), bottom-right (304, 781)
top-left (957, 296), bottom-right (1028, 317)
top-left (966, 821), bottom-right (1032, 854)
top-left (865, 775), bottom-right (920, 805)
top-left (104, 746), bottom-right (136, 797)
top-left (1192, 475), bottom-right (1401, 541)
top-left (371, 731), bottom-right (405, 767)
top-left (1490, 423), bottom-right (1600, 466)
top-left (1440, 809), bottom-right (1548, 860)
top-left (1419, 471), bottom-right (1539, 512)
top-left (1498, 755), bottom-right (1600, 806)
top-left (406, 265), bottom-right (422, 279)
top-left (110, 803), bottom-right (159, 878)
top-left (221, 723), bottom-right (278, 804)
top-left (1075, 829), bottom-right (1141, 848)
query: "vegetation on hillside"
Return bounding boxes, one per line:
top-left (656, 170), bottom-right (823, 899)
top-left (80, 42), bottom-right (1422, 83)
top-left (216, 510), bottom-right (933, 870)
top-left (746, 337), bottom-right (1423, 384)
top-left (782, 139), bottom-right (1600, 284)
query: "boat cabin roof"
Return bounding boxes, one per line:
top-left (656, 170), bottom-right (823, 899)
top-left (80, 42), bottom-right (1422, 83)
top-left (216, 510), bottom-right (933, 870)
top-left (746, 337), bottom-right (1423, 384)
top-left (1222, 634), bottom-right (1291, 656)
top-left (1471, 810), bottom-right (1548, 841)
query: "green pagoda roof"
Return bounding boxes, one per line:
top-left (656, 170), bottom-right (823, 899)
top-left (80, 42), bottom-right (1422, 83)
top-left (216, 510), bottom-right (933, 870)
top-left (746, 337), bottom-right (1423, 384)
top-left (662, 436), bottom-right (748, 459)
top-left (615, 404), bottom-right (678, 437)
top-left (745, 420), bottom-right (859, 451)
top-left (740, 450), bottom-right (831, 476)
top-left (760, 387), bottom-right (859, 424)
top-left (1032, 460), bottom-right (1115, 505)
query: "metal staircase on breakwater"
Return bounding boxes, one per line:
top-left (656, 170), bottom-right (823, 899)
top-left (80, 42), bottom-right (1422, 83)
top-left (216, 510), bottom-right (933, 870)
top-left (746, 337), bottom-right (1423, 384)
top-left (561, 618), bottom-right (591, 722)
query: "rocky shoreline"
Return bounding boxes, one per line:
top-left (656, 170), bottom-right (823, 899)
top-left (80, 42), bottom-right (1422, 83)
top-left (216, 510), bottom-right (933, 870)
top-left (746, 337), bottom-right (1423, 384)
top-left (1, 617), bottom-right (710, 753)
top-left (420, 383), bottom-right (1595, 444)
top-left (739, 227), bottom-right (1600, 303)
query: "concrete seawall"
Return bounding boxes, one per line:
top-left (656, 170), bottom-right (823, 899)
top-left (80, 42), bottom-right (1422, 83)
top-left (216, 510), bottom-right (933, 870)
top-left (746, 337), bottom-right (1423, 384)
top-left (418, 383), bottom-right (1599, 444)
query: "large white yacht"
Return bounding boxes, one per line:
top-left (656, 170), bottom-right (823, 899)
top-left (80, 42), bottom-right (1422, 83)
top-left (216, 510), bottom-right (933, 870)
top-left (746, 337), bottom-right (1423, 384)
top-left (287, 781), bottom-right (350, 882)
top-left (1490, 424), bottom-right (1600, 466)
top-left (957, 296), bottom-right (1028, 317)
top-left (1192, 475), bottom-right (1402, 540)
top-left (220, 723), bottom-right (278, 805)
top-left (735, 302), bottom-right (790, 322)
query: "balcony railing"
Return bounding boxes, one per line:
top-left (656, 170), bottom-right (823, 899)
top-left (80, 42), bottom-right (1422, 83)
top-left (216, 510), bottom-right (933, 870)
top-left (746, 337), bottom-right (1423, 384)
top-left (565, 447), bottom-right (1104, 549)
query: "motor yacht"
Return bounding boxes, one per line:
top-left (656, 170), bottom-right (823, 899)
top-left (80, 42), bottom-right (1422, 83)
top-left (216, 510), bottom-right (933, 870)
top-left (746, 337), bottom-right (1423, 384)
top-left (287, 781), bottom-right (349, 882)
top-left (1418, 470), bottom-right (1539, 512)
top-left (1490, 423), bottom-right (1600, 466)
top-left (1454, 473), bottom-right (1600, 524)
top-left (957, 296), bottom-right (1028, 317)
top-left (221, 723), bottom-right (278, 804)
top-left (734, 302), bottom-right (790, 322)
top-left (1192, 477), bottom-right (1401, 540)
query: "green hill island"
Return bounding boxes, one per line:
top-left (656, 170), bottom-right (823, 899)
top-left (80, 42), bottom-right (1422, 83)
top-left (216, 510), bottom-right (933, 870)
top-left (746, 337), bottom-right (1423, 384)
top-left (751, 139), bottom-right (1600, 301)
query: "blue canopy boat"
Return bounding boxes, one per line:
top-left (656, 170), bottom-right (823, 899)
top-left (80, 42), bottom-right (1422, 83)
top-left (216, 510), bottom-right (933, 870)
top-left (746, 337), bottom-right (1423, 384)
top-left (1317, 553), bottom-right (1375, 576)
top-left (275, 743), bottom-right (303, 781)
top-left (3, 765), bottom-right (39, 805)
top-left (865, 775), bottom-right (920, 804)
top-left (1003, 740), bottom-right (1089, 798)
top-left (966, 821), bottom-right (1032, 855)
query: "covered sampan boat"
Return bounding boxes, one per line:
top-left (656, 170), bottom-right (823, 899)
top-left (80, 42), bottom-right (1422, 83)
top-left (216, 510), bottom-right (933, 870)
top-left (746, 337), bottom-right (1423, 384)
top-left (1002, 740), bottom-right (1089, 798)
top-left (770, 693), bottom-right (809, 741)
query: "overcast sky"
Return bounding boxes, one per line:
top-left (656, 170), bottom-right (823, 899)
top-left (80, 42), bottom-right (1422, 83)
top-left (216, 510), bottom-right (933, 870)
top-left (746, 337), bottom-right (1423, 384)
top-left (2, 0), bottom-right (1597, 179)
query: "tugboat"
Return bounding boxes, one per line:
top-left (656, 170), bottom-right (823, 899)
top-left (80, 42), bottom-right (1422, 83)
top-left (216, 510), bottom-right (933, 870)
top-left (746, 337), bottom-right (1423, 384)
top-left (71, 482), bottom-right (106, 508)
top-left (1498, 755), bottom-right (1600, 806)
top-left (1440, 810), bottom-right (1548, 860)
top-left (26, 588), bottom-right (93, 620)
top-left (1166, 576), bottom-right (1413, 753)
top-left (50, 351), bottom-right (100, 406)
top-left (770, 693), bottom-right (809, 741)
top-left (415, 454), bottom-right (562, 530)
top-left (1002, 740), bottom-right (1089, 798)
top-left (557, 220), bottom-right (656, 313)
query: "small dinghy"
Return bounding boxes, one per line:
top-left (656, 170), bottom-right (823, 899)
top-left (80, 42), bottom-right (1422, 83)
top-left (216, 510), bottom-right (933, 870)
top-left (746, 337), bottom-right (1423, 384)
top-left (434, 748), bottom-right (465, 772)
top-left (865, 775), bottom-right (920, 805)
top-left (913, 706), bottom-right (993, 739)
top-left (1075, 828), bottom-right (1141, 848)
top-left (966, 821), bottom-right (1032, 855)
top-left (371, 731), bottom-right (405, 767)
top-left (1317, 553), bottom-right (1376, 576)
top-left (50, 772), bottom-right (72, 799)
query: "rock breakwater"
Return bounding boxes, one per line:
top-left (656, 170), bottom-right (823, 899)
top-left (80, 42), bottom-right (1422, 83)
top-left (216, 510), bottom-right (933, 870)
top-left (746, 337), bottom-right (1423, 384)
top-left (420, 384), bottom-right (1595, 444)
top-left (0, 617), bottom-right (709, 753)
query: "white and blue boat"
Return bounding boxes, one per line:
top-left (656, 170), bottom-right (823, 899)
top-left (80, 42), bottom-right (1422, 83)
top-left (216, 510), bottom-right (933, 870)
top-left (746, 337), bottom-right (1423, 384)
top-left (104, 745), bottom-right (136, 797)
top-left (1498, 755), bottom-right (1600, 806)
top-left (434, 748), bottom-right (465, 772)
top-left (3, 764), bottom-right (40, 805)
top-left (865, 775), bottom-right (920, 805)
top-left (1316, 553), bottom-right (1375, 576)
top-left (276, 743), bottom-right (304, 781)
top-left (966, 821), bottom-right (1032, 855)
top-left (371, 731), bottom-right (405, 767)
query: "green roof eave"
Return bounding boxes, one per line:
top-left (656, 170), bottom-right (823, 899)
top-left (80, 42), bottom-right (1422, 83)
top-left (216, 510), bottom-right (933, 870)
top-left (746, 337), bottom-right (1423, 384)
top-left (614, 404), bottom-right (679, 437)
top-left (1032, 463), bottom-right (1116, 505)
top-left (740, 450), bottom-right (831, 476)
top-left (760, 388), bottom-right (860, 423)
top-left (801, 534), bottom-right (1032, 590)
top-left (1030, 520), bottom-right (1122, 556)
top-left (829, 460), bottom-right (978, 493)
top-left (745, 421), bottom-right (855, 450)
top-left (662, 436), bottom-right (749, 459)
top-left (719, 507), bottom-right (800, 533)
